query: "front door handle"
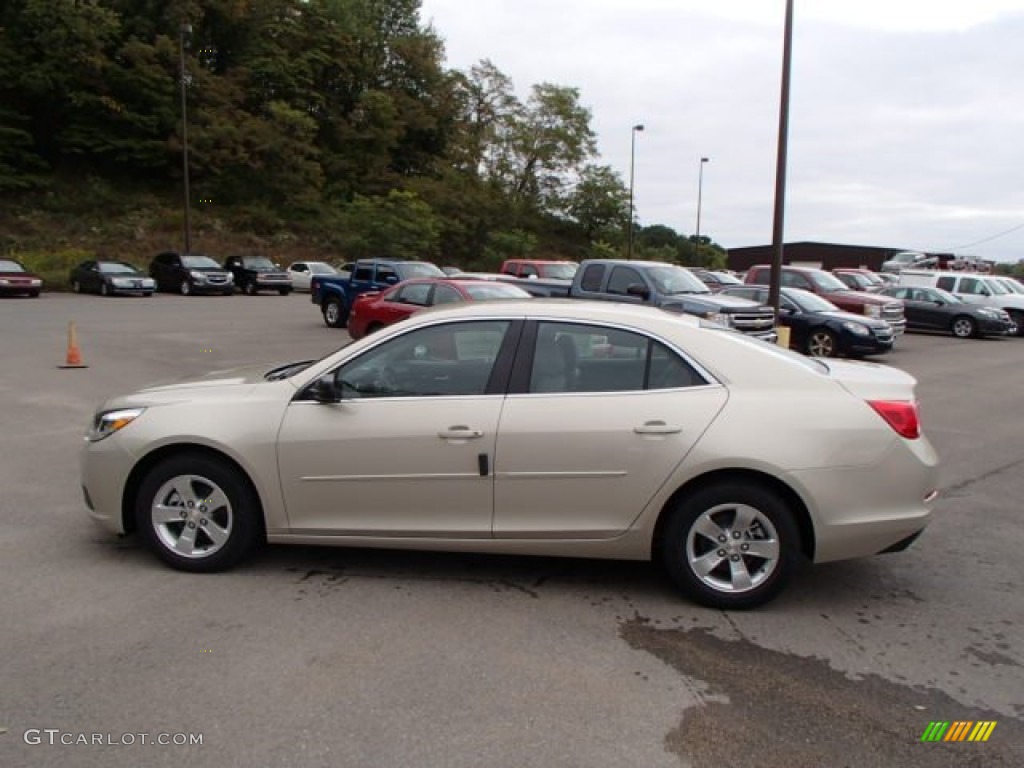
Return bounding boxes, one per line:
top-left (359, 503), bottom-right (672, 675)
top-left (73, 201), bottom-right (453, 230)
top-left (438, 426), bottom-right (484, 440)
top-left (634, 421), bottom-right (682, 435)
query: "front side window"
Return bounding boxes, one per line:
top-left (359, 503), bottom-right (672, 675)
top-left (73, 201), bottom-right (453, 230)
top-left (528, 322), bottom-right (706, 394)
top-left (335, 321), bottom-right (510, 399)
top-left (376, 266), bottom-right (399, 283)
top-left (607, 267), bottom-right (644, 295)
top-left (936, 276), bottom-right (955, 291)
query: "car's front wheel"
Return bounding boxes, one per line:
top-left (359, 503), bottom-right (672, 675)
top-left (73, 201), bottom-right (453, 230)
top-left (806, 328), bottom-right (837, 357)
top-left (323, 297), bottom-right (347, 328)
top-left (1007, 310), bottom-right (1024, 337)
top-left (180, 280), bottom-right (191, 296)
top-left (100, 283), bottom-right (110, 297)
top-left (660, 480), bottom-right (801, 609)
top-left (135, 453), bottom-right (262, 572)
top-left (950, 315), bottom-right (976, 339)
top-left (244, 281), bottom-right (257, 296)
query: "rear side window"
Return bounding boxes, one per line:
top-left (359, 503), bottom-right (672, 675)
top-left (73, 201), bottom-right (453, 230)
top-left (936, 277), bottom-right (955, 291)
top-left (353, 265), bottom-right (373, 281)
top-left (580, 264), bottom-right (605, 292)
top-left (395, 283), bottom-right (431, 306)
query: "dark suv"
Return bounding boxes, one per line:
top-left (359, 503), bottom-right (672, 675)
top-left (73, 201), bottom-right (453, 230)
top-left (150, 252), bottom-right (234, 295)
top-left (224, 255), bottom-right (292, 295)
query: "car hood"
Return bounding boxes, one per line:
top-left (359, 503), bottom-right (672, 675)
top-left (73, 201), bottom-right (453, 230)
top-left (820, 310), bottom-right (889, 329)
top-left (824, 359), bottom-right (918, 401)
top-left (0, 270), bottom-right (40, 279)
top-left (102, 364), bottom-right (293, 408)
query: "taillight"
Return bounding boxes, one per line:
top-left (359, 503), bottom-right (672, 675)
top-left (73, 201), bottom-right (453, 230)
top-left (868, 400), bottom-right (920, 440)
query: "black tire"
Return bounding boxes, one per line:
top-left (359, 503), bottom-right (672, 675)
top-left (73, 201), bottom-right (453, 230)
top-left (805, 328), bottom-right (837, 357)
top-left (660, 480), bottom-right (802, 609)
top-left (365, 322), bottom-right (384, 336)
top-left (244, 281), bottom-right (257, 296)
top-left (180, 279), bottom-right (191, 296)
top-left (71, 279), bottom-right (81, 294)
top-left (950, 315), bottom-right (976, 339)
top-left (135, 453), bottom-right (262, 573)
top-left (1007, 310), bottom-right (1024, 337)
top-left (143, 292), bottom-right (153, 298)
top-left (100, 283), bottom-right (110, 297)
top-left (278, 288), bottom-right (291, 296)
top-left (28, 290), bottom-right (40, 298)
top-left (323, 297), bottom-right (347, 328)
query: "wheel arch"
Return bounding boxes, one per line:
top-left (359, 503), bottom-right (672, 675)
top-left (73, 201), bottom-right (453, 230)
top-left (121, 443), bottom-right (266, 539)
top-left (651, 468), bottom-right (815, 562)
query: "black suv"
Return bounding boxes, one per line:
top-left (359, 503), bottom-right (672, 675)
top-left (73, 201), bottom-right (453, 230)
top-left (150, 252), bottom-right (234, 295)
top-left (224, 255), bottom-right (292, 295)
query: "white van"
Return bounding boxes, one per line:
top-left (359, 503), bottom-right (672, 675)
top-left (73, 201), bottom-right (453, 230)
top-left (898, 270), bottom-right (1024, 336)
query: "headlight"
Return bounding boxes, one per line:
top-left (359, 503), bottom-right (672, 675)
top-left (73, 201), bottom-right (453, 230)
top-left (0, 279), bottom-right (9, 285)
top-left (87, 408), bottom-right (145, 442)
top-left (225, 274), bottom-right (234, 283)
top-left (30, 279), bottom-right (42, 286)
top-left (190, 270), bottom-right (207, 281)
top-left (706, 312), bottom-right (731, 326)
top-left (864, 305), bottom-right (882, 318)
top-left (842, 321), bottom-right (872, 336)
top-left (979, 308), bottom-right (1001, 317)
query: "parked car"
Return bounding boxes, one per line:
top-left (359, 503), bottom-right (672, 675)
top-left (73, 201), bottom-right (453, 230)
top-left (80, 300), bottom-right (938, 610)
top-left (880, 251), bottom-right (938, 273)
top-left (0, 258), bottom-right (43, 297)
top-left (511, 259), bottom-right (778, 342)
top-left (348, 278), bottom-right (532, 340)
top-left (311, 259), bottom-right (445, 328)
top-left (690, 269), bottom-right (744, 292)
top-left (150, 252), bottom-right (234, 296)
top-left (721, 286), bottom-right (893, 357)
top-left (744, 265), bottom-right (906, 337)
top-left (69, 260), bottom-right (155, 297)
top-left (832, 268), bottom-right (886, 293)
top-left (224, 255), bottom-right (292, 295)
top-left (500, 259), bottom-right (578, 279)
top-left (883, 282), bottom-right (1017, 337)
top-left (897, 270), bottom-right (1024, 336)
top-left (286, 261), bottom-right (338, 292)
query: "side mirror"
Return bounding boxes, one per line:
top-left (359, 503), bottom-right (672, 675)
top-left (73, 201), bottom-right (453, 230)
top-left (308, 374), bottom-right (341, 403)
top-left (779, 306), bottom-right (795, 316)
top-left (626, 283), bottom-right (650, 300)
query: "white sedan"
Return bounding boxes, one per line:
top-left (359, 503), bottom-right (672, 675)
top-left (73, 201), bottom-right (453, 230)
top-left (286, 260), bottom-right (338, 291)
top-left (80, 301), bottom-right (939, 609)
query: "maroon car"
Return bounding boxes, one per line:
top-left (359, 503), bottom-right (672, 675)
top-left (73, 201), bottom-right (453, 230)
top-left (745, 264), bottom-right (906, 336)
top-left (347, 278), bottom-right (531, 340)
top-left (0, 258), bottom-right (43, 297)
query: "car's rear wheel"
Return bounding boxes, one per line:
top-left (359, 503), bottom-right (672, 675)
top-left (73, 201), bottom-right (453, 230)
top-left (323, 297), bottom-right (347, 328)
top-left (660, 480), bottom-right (801, 609)
top-left (135, 454), bottom-right (261, 572)
top-left (806, 328), bottom-right (837, 357)
top-left (950, 315), bottom-right (976, 339)
top-left (180, 280), bottom-right (191, 296)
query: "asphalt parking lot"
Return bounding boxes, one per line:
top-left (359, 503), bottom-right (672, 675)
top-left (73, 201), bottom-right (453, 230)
top-left (1, 292), bottom-right (1022, 768)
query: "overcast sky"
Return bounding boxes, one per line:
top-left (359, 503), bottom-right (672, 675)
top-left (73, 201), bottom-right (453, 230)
top-left (419, 0), bottom-right (1024, 261)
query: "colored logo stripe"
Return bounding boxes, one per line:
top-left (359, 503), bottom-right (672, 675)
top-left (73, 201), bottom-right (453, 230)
top-left (921, 720), bottom-right (997, 742)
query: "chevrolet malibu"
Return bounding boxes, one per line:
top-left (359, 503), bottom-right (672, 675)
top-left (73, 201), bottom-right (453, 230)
top-left (80, 301), bottom-right (939, 609)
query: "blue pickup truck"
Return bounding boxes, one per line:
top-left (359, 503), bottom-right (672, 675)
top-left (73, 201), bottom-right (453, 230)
top-left (311, 259), bottom-right (444, 327)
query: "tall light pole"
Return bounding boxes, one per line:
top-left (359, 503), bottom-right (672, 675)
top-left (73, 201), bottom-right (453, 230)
top-left (769, 0), bottom-right (795, 314)
top-left (179, 22), bottom-right (193, 254)
top-left (627, 123), bottom-right (644, 259)
top-left (694, 157), bottom-right (709, 265)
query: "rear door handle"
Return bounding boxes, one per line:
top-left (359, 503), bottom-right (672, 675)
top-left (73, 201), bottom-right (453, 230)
top-left (634, 421), bottom-right (682, 435)
top-left (438, 426), bottom-right (484, 440)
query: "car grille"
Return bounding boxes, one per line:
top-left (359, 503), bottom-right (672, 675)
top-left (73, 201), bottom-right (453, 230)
top-left (206, 275), bottom-right (230, 284)
top-left (730, 311), bottom-right (776, 335)
top-left (873, 327), bottom-right (894, 342)
top-left (881, 303), bottom-right (906, 334)
top-left (257, 274), bottom-right (290, 282)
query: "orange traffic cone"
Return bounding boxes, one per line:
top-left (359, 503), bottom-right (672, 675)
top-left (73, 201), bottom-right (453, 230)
top-left (58, 321), bottom-right (89, 369)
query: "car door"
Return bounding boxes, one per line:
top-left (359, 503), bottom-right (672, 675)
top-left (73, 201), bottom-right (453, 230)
top-left (276, 319), bottom-right (518, 536)
top-left (909, 288), bottom-right (948, 329)
top-left (492, 321), bottom-right (727, 538)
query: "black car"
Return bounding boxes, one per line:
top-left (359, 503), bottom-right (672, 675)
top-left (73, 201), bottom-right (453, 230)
top-left (223, 255), bottom-right (292, 295)
top-left (150, 252), bottom-right (234, 295)
top-left (720, 286), bottom-right (893, 357)
top-left (69, 260), bottom-right (155, 297)
top-left (878, 285), bottom-right (1013, 338)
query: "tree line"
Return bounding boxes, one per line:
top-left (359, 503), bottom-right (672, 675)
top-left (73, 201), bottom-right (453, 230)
top-left (0, 0), bottom-right (723, 268)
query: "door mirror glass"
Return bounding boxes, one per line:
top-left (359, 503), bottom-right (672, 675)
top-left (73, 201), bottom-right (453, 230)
top-left (308, 374), bottom-right (341, 403)
top-left (626, 283), bottom-right (649, 300)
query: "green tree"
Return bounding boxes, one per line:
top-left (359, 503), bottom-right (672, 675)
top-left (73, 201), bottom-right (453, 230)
top-left (335, 189), bottom-right (440, 260)
top-left (564, 164), bottom-right (629, 242)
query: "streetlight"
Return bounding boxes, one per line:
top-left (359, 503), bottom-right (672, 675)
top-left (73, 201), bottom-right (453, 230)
top-left (694, 157), bottom-right (710, 265)
top-left (627, 124), bottom-right (644, 258)
top-left (179, 22), bottom-right (193, 254)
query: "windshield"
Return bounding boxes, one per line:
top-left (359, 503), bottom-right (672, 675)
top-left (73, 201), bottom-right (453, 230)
top-left (182, 255), bottom-right (221, 269)
top-left (539, 263), bottom-right (577, 279)
top-left (0, 259), bottom-right (26, 272)
top-left (712, 272), bottom-right (742, 286)
top-left (648, 266), bottom-right (709, 294)
top-left (809, 271), bottom-right (849, 293)
top-left (399, 262), bottom-right (445, 279)
top-left (462, 284), bottom-right (532, 300)
top-left (985, 279), bottom-right (1008, 295)
top-left (99, 262), bottom-right (138, 274)
top-left (998, 278), bottom-right (1024, 294)
top-left (791, 291), bottom-right (839, 313)
top-left (243, 256), bottom-right (276, 270)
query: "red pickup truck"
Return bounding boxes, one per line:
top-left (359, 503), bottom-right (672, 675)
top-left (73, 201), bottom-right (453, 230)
top-left (500, 259), bottom-right (578, 280)
top-left (745, 265), bottom-right (906, 336)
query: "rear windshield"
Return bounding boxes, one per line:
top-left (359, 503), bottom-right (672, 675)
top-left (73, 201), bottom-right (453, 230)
top-left (181, 255), bottom-right (221, 269)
